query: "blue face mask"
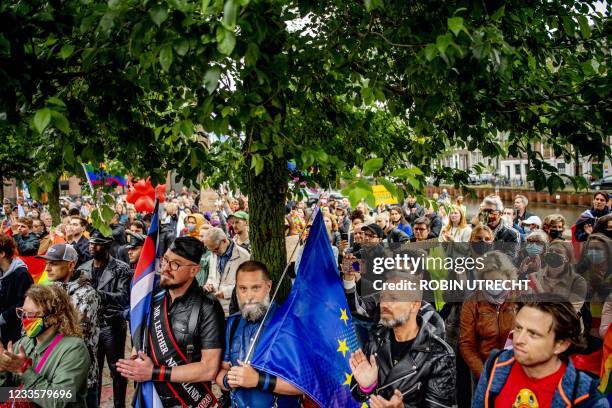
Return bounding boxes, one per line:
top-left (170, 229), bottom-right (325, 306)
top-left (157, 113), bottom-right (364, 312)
top-left (187, 225), bottom-right (196, 233)
top-left (587, 249), bottom-right (606, 265)
top-left (523, 226), bottom-right (532, 234)
top-left (525, 243), bottom-right (544, 256)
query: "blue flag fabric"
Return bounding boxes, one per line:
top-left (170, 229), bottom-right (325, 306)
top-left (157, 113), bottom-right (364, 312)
top-left (251, 209), bottom-right (361, 407)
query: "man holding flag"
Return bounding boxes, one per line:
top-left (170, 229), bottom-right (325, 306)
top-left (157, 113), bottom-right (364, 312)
top-left (248, 209), bottom-right (362, 407)
top-left (215, 260), bottom-right (303, 407)
top-left (117, 236), bottom-right (225, 407)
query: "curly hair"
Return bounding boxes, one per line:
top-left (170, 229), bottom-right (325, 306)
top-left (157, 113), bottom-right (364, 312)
top-left (25, 285), bottom-right (82, 338)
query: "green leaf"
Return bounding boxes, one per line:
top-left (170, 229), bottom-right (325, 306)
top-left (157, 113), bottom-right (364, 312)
top-left (201, 0), bottom-right (211, 13)
top-left (159, 44), bottom-right (173, 72)
top-left (203, 67), bottom-right (221, 93)
top-left (101, 205), bottom-right (115, 221)
top-left (33, 108), bottom-right (52, 133)
top-left (424, 44), bottom-right (437, 61)
top-left (447, 17), bottom-right (464, 36)
top-left (577, 15), bottom-right (591, 39)
top-left (47, 97), bottom-right (66, 108)
top-left (436, 33), bottom-right (453, 54)
top-left (223, 0), bottom-right (238, 29)
top-left (217, 28), bottom-right (236, 55)
top-left (59, 44), bottom-right (75, 59)
top-left (364, 0), bottom-right (380, 12)
top-left (251, 154), bottom-right (264, 176)
top-left (150, 5), bottom-right (168, 26)
top-left (175, 39), bottom-right (190, 56)
top-left (561, 16), bottom-right (576, 37)
top-left (490, 5), bottom-right (505, 21)
top-left (51, 111), bottom-right (70, 134)
top-left (363, 158), bottom-right (384, 176)
top-left (378, 177), bottom-right (398, 197)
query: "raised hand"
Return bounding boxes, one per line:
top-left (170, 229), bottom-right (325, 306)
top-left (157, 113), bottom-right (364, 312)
top-left (349, 349), bottom-right (378, 388)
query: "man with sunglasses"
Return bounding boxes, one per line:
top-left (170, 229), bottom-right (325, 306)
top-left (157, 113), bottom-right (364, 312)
top-left (38, 243), bottom-right (101, 408)
top-left (117, 236), bottom-right (225, 408)
top-left (480, 195), bottom-right (520, 243)
top-left (77, 230), bottom-right (131, 408)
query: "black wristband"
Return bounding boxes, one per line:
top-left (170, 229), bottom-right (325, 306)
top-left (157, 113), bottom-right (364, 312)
top-left (152, 365), bottom-right (172, 382)
top-left (256, 372), bottom-right (277, 392)
top-left (152, 366), bottom-right (161, 381)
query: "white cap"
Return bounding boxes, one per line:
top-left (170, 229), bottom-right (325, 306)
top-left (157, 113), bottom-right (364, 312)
top-left (524, 215), bottom-right (542, 227)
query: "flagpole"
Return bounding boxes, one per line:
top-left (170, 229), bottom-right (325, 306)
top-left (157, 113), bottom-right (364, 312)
top-left (245, 189), bottom-right (329, 364)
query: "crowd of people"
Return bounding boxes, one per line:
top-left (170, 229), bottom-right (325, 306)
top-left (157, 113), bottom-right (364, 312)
top-left (0, 187), bottom-right (611, 407)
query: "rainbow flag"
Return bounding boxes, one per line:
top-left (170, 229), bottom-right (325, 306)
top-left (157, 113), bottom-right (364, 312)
top-left (599, 326), bottom-right (612, 399)
top-left (83, 163), bottom-right (127, 187)
top-left (19, 256), bottom-right (50, 285)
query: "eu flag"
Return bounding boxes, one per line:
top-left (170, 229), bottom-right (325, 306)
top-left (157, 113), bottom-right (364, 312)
top-left (251, 209), bottom-right (361, 407)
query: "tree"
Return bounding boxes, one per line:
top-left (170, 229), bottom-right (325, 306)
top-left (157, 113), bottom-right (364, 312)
top-left (1, 0), bottom-right (609, 293)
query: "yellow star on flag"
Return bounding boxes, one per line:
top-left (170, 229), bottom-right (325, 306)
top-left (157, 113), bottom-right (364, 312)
top-left (342, 372), bottom-right (353, 386)
top-left (340, 308), bottom-right (349, 325)
top-left (361, 403), bottom-right (369, 408)
top-left (337, 339), bottom-right (349, 357)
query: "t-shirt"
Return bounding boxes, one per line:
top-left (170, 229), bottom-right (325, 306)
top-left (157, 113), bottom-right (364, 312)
top-left (495, 361), bottom-right (566, 408)
top-left (390, 335), bottom-right (415, 366)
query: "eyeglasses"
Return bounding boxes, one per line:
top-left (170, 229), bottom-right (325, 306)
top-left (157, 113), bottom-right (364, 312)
top-left (16, 308), bottom-right (47, 319)
top-left (161, 257), bottom-right (197, 271)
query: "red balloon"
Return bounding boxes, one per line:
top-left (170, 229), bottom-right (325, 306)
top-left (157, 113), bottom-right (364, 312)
top-left (126, 177), bottom-right (166, 213)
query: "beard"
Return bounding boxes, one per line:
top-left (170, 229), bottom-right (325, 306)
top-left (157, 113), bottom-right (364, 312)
top-left (239, 294), bottom-right (271, 322)
top-left (381, 312), bottom-right (410, 328)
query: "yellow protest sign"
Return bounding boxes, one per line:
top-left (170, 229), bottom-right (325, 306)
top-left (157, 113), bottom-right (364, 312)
top-left (372, 184), bottom-right (398, 206)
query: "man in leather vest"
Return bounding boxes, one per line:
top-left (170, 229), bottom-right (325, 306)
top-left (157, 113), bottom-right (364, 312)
top-left (116, 236), bottom-right (225, 408)
top-left (349, 272), bottom-right (456, 408)
top-left (77, 230), bottom-right (131, 408)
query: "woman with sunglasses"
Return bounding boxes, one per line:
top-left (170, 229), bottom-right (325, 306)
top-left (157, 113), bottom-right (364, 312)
top-left (0, 285), bottom-right (90, 407)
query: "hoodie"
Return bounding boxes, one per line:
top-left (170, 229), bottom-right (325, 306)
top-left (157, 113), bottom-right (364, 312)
top-left (0, 257), bottom-right (34, 344)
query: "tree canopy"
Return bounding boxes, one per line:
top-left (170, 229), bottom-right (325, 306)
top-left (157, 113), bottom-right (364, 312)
top-left (1, 0), bottom-right (609, 285)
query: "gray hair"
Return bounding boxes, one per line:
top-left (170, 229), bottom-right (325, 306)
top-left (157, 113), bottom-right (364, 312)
top-left (207, 227), bottom-right (228, 244)
top-left (526, 230), bottom-right (549, 244)
top-left (482, 195), bottom-right (504, 212)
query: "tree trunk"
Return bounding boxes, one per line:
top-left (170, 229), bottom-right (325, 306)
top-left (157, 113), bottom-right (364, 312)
top-left (47, 175), bottom-right (61, 225)
top-left (246, 145), bottom-right (290, 301)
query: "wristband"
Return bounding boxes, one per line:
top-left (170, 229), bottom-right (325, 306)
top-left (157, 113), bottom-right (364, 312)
top-left (359, 381), bottom-right (377, 394)
top-left (223, 373), bottom-right (230, 390)
top-left (256, 372), bottom-right (277, 392)
top-left (20, 358), bottom-right (33, 374)
top-left (152, 365), bottom-right (172, 382)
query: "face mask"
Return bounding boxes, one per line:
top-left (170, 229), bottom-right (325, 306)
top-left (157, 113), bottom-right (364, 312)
top-left (22, 317), bottom-right (45, 338)
top-left (187, 225), bottom-right (196, 233)
top-left (587, 249), bottom-right (606, 265)
top-left (544, 253), bottom-right (566, 268)
top-left (211, 220), bottom-right (220, 227)
top-left (525, 243), bottom-right (544, 256)
top-left (549, 229), bottom-right (562, 240)
top-left (486, 288), bottom-right (505, 297)
top-left (606, 230), bottom-right (612, 240)
top-left (523, 226), bottom-right (531, 234)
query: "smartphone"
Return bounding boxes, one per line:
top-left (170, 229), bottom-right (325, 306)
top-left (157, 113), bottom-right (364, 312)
top-left (340, 232), bottom-right (349, 241)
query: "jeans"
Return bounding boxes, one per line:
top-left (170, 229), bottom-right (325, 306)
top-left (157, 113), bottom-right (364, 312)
top-left (97, 323), bottom-right (127, 408)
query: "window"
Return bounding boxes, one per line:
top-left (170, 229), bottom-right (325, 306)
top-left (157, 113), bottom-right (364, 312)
top-left (515, 164), bottom-right (522, 175)
top-left (557, 163), bottom-right (566, 174)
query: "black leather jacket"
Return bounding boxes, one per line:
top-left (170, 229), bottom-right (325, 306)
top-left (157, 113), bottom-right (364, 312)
top-left (78, 256), bottom-right (131, 326)
top-left (351, 318), bottom-right (456, 408)
top-left (157, 281), bottom-right (225, 363)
